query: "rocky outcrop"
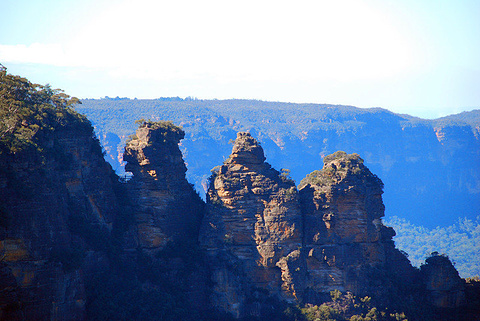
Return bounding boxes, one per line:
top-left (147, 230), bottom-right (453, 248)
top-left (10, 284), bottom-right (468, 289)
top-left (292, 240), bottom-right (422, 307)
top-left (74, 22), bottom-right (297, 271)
top-left (78, 99), bottom-right (480, 229)
top-left (421, 253), bottom-right (466, 309)
top-left (0, 103), bottom-right (470, 320)
top-left (123, 120), bottom-right (204, 254)
top-left (0, 124), bottom-right (119, 320)
top-left (201, 134), bottom-right (424, 317)
top-left (200, 132), bottom-right (303, 317)
top-left (3, 68), bottom-right (473, 320)
top-left (297, 151), bottom-right (406, 298)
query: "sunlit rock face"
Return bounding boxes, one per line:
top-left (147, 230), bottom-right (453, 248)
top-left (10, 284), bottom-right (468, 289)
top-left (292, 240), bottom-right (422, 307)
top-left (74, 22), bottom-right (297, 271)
top-left (200, 136), bottom-right (421, 318)
top-left (299, 151), bottom-right (387, 245)
top-left (123, 121), bottom-right (204, 254)
top-left (298, 151), bottom-right (408, 298)
top-left (200, 132), bottom-right (303, 318)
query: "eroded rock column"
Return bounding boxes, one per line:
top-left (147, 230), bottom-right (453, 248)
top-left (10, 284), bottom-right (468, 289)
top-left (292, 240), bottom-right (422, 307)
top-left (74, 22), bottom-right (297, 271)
top-left (200, 132), bottom-right (303, 317)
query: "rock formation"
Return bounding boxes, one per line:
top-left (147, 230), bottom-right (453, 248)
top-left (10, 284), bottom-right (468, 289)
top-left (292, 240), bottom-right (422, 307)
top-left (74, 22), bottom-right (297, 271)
top-left (123, 120), bottom-right (204, 254)
top-left (200, 133), bottom-right (445, 318)
top-left (421, 253), bottom-right (467, 308)
top-left (0, 120), bottom-right (119, 320)
top-left (0, 104), bottom-right (471, 320)
top-left (121, 120), bottom-right (208, 315)
top-left (200, 132), bottom-right (303, 317)
top-left (297, 151), bottom-right (413, 299)
top-left (2, 69), bottom-right (474, 320)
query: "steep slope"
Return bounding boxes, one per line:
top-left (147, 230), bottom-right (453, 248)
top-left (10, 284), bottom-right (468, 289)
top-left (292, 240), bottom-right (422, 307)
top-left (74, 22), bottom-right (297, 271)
top-left (297, 152), bottom-right (419, 305)
top-left (120, 120), bottom-right (209, 314)
top-left (0, 70), bottom-right (120, 320)
top-left (2, 69), bottom-right (474, 320)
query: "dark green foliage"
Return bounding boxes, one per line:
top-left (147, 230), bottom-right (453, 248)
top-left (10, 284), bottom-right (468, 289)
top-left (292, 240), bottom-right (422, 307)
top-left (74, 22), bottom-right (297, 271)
top-left (128, 119), bottom-right (185, 145)
top-left (280, 168), bottom-right (296, 184)
top-left (0, 67), bottom-right (88, 155)
top-left (298, 291), bottom-right (410, 321)
top-left (298, 151), bottom-right (381, 190)
top-left (331, 289), bottom-right (342, 302)
top-left (302, 304), bottom-right (341, 321)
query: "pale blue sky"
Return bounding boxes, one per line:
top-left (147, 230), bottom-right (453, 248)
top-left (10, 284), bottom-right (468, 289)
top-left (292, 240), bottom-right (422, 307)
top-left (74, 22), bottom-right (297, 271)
top-left (1, 0), bottom-right (479, 118)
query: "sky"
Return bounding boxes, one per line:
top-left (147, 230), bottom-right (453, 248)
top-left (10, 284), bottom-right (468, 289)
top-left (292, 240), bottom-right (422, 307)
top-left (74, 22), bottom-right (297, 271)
top-left (1, 0), bottom-right (479, 119)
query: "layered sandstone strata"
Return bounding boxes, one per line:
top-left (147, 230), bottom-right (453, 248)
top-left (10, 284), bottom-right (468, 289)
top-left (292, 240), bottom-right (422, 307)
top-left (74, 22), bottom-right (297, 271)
top-left (0, 124), bottom-right (119, 320)
top-left (298, 151), bottom-right (401, 297)
top-left (201, 135), bottom-right (422, 317)
top-left (123, 121), bottom-right (204, 253)
top-left (200, 132), bottom-right (303, 317)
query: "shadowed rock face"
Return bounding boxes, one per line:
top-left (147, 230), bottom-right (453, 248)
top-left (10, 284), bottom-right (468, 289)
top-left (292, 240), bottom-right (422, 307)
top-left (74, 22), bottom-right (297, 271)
top-left (123, 121), bottom-right (204, 254)
top-left (421, 254), bottom-right (467, 309)
top-left (0, 125), bottom-right (119, 320)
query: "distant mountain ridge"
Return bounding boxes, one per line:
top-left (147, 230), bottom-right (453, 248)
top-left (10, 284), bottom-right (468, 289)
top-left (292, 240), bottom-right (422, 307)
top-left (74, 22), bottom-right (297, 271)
top-left (76, 98), bottom-right (480, 228)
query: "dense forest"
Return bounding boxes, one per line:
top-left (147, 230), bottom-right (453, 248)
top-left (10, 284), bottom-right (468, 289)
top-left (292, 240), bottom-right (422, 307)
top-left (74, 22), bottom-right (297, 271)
top-left (385, 216), bottom-right (480, 277)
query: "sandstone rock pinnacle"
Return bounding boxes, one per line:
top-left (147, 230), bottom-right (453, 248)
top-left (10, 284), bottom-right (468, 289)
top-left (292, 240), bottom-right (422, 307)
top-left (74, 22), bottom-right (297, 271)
top-left (226, 132), bottom-right (266, 165)
top-left (200, 132), bottom-right (302, 317)
top-left (124, 120), bottom-right (204, 253)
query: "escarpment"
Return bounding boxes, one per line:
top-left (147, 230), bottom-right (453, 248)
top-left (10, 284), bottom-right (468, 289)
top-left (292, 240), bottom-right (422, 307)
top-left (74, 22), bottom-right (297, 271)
top-left (2, 68), bottom-right (473, 320)
top-left (0, 98), bottom-right (470, 320)
top-left (0, 113), bottom-right (120, 320)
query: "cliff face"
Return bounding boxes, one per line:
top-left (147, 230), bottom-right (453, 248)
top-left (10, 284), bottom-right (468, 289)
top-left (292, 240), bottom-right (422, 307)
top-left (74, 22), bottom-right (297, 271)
top-left (78, 99), bottom-right (480, 228)
top-left (0, 117), bottom-right (208, 320)
top-left (0, 125), bottom-right (119, 320)
top-left (200, 133), bottom-right (455, 318)
top-left (3, 69), bottom-right (472, 320)
top-left (421, 253), bottom-right (467, 309)
top-left (200, 132), bottom-right (302, 317)
top-left (123, 121), bottom-right (204, 253)
top-left (297, 151), bottom-right (420, 306)
top-left (298, 151), bottom-right (401, 296)
top-left (0, 113), bottom-right (469, 320)
top-left (121, 121), bottom-right (208, 315)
